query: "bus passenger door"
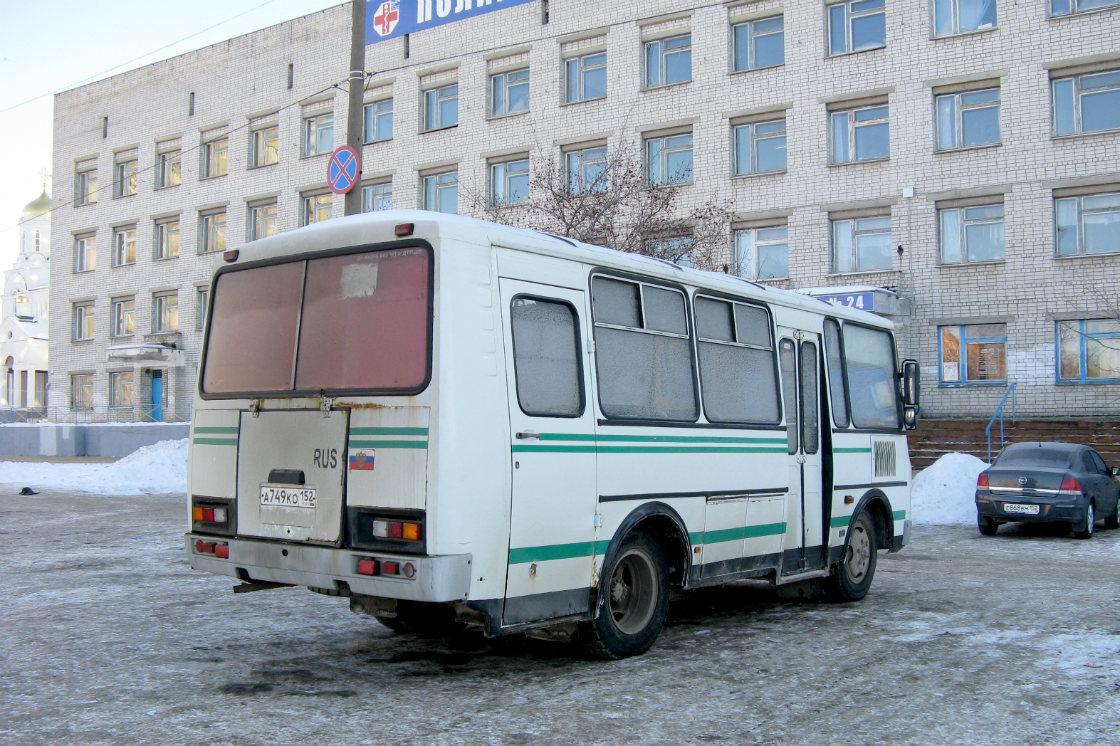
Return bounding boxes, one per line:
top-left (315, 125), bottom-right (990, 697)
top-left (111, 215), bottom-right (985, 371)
top-left (498, 279), bottom-right (597, 627)
top-left (778, 332), bottom-right (825, 574)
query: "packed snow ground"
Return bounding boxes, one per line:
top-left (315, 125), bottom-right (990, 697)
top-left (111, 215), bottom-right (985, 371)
top-left (0, 440), bottom-right (986, 524)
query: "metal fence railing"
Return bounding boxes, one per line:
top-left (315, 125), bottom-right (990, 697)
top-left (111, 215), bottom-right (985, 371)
top-left (0, 405), bottom-right (192, 425)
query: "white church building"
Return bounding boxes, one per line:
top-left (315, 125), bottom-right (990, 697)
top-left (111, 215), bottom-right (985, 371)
top-left (1, 190), bottom-right (51, 416)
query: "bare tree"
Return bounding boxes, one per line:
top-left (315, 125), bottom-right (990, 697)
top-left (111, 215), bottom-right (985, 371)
top-left (464, 142), bottom-right (732, 271)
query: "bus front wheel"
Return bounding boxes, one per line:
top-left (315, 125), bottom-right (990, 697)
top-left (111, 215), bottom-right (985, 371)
top-left (584, 531), bottom-right (669, 659)
top-left (823, 511), bottom-right (878, 602)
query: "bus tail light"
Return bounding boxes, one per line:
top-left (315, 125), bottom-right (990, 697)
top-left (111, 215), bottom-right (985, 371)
top-left (194, 540), bottom-right (229, 558)
top-left (355, 557), bottom-right (415, 580)
top-left (357, 558), bottom-right (379, 576)
top-left (192, 497), bottom-right (235, 536)
top-left (371, 519), bottom-right (422, 541)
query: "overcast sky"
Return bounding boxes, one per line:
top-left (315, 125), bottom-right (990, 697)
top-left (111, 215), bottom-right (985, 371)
top-left (0, 0), bottom-right (344, 270)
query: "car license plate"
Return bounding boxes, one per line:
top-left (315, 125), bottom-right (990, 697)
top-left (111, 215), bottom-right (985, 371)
top-left (260, 486), bottom-right (317, 509)
top-left (1003, 503), bottom-right (1039, 515)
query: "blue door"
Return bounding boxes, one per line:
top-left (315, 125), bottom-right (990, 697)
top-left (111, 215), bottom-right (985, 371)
top-left (151, 371), bottom-right (163, 422)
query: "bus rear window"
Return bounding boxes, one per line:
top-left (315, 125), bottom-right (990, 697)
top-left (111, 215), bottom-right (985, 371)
top-left (202, 247), bottom-right (431, 396)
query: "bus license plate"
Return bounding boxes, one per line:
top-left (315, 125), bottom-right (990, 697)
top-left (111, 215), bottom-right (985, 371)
top-left (260, 486), bottom-right (317, 509)
top-left (1003, 503), bottom-right (1039, 515)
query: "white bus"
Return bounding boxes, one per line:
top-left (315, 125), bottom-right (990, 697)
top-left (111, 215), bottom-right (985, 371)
top-left (187, 210), bottom-right (920, 658)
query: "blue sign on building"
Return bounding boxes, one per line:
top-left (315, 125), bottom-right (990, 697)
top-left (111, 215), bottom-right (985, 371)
top-left (366, 0), bottom-right (536, 44)
top-left (814, 292), bottom-right (876, 311)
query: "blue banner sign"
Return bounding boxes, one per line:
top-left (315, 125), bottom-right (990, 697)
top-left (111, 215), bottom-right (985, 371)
top-left (815, 291), bottom-right (875, 311)
top-left (365, 0), bottom-right (536, 44)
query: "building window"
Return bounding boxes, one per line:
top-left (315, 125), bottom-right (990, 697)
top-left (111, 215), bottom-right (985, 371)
top-left (153, 292), bottom-right (179, 334)
top-left (646, 132), bottom-right (693, 186)
top-left (1056, 191), bottom-right (1120, 256)
top-left (1058, 320), bottom-right (1120, 382)
top-left (155, 143), bottom-right (181, 189)
top-left (154, 218), bottom-right (180, 260)
top-left (645, 34), bottom-right (691, 88)
top-left (566, 145), bottom-right (608, 194)
top-left (490, 157), bottom-right (530, 206)
top-left (939, 203), bottom-right (1004, 263)
top-left (111, 297), bottom-right (135, 338)
top-left (301, 192), bottom-right (332, 226)
top-left (74, 163), bottom-right (98, 206)
top-left (565, 51), bottom-right (606, 103)
top-left (1052, 68), bottom-right (1120, 136)
top-left (73, 233), bottom-right (96, 273)
top-left (250, 123), bottom-right (279, 168)
top-left (934, 0), bottom-right (996, 36)
top-left (732, 15), bottom-right (784, 71)
top-left (1050, 0), bottom-right (1119, 17)
top-left (422, 170), bottom-right (458, 214)
top-left (112, 226), bottom-right (136, 267)
top-left (735, 226), bottom-right (789, 280)
top-left (73, 302), bottom-right (95, 342)
top-left (248, 200), bottom-right (278, 241)
top-left (831, 216), bottom-right (892, 273)
top-left (199, 209), bottom-right (227, 254)
top-left (831, 103), bottom-right (889, 163)
top-left (423, 84), bottom-right (458, 132)
top-left (490, 68), bottom-right (529, 117)
top-left (733, 118), bottom-right (787, 175)
top-left (827, 0), bottom-right (885, 56)
top-left (302, 112), bottom-right (334, 156)
top-left (196, 287), bottom-right (210, 331)
top-left (363, 99), bottom-right (393, 143)
top-left (362, 181), bottom-right (393, 212)
top-left (109, 371), bottom-right (134, 409)
top-left (201, 134), bottom-right (228, 178)
top-left (71, 374), bottom-right (93, 410)
top-left (940, 324), bottom-right (1007, 384)
top-left (936, 87), bottom-right (1000, 150)
top-left (647, 237), bottom-right (694, 267)
top-left (113, 154), bottom-right (138, 198)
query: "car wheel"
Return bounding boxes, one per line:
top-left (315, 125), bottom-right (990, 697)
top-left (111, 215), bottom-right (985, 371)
top-left (824, 511), bottom-right (878, 602)
top-left (1073, 501), bottom-right (1095, 540)
top-left (584, 531), bottom-right (669, 659)
top-left (977, 516), bottom-right (998, 536)
top-left (1104, 497), bottom-right (1120, 530)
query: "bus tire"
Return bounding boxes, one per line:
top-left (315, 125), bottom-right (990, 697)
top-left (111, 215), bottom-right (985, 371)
top-left (584, 531), bottom-right (669, 659)
top-left (824, 511), bottom-right (877, 602)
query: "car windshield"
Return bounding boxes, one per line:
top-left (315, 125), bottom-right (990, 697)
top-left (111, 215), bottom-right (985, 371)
top-left (995, 447), bottom-right (1072, 468)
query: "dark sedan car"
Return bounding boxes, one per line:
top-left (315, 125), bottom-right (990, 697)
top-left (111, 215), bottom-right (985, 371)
top-left (975, 442), bottom-right (1120, 539)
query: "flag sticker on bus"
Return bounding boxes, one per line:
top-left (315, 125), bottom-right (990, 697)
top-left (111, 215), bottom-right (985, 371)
top-left (349, 450), bottom-right (375, 471)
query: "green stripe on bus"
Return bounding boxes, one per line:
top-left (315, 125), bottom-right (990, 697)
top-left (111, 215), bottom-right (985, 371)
top-left (538, 433), bottom-right (787, 445)
top-left (512, 445), bottom-right (787, 454)
top-left (689, 522), bottom-right (787, 545)
top-left (509, 540), bottom-right (612, 564)
top-left (193, 426), bottom-right (238, 434)
top-left (831, 510), bottom-right (907, 529)
top-left (192, 438), bottom-right (238, 446)
top-left (348, 440), bottom-right (428, 449)
top-left (834, 447), bottom-right (873, 453)
top-left (893, 510), bottom-right (907, 521)
top-left (350, 427), bottom-right (429, 436)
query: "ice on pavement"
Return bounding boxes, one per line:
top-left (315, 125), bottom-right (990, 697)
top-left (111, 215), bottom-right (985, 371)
top-left (0, 439), bottom-right (188, 496)
top-left (910, 452), bottom-right (988, 526)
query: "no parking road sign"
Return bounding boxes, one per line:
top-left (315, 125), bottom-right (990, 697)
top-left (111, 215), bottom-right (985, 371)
top-left (328, 145), bottom-right (361, 194)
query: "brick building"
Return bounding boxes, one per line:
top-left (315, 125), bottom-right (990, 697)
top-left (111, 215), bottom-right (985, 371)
top-left (50, 0), bottom-right (1120, 422)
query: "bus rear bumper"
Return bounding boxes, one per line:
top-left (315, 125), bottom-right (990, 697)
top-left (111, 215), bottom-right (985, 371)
top-left (186, 533), bottom-right (472, 603)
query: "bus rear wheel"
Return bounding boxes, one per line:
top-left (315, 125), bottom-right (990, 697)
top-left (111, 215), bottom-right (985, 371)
top-left (584, 531), bottom-right (669, 659)
top-left (824, 511), bottom-right (877, 602)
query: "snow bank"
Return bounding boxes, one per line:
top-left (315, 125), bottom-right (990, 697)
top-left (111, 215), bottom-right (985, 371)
top-left (911, 452), bottom-right (988, 525)
top-left (0, 438), bottom-right (187, 496)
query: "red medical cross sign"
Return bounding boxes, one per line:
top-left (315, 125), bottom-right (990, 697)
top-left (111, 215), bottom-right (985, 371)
top-left (374, 2), bottom-right (398, 36)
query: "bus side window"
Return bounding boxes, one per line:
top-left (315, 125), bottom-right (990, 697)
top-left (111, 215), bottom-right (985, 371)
top-left (510, 297), bottom-right (583, 417)
top-left (694, 296), bottom-right (780, 424)
top-left (824, 319), bottom-right (850, 428)
top-left (779, 339), bottom-right (798, 455)
top-left (843, 324), bottom-right (902, 430)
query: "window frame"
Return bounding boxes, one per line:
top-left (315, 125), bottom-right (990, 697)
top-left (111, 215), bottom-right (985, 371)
top-left (73, 233), bottom-right (96, 273)
top-left (565, 50), bottom-right (607, 103)
top-left (1049, 0), bottom-right (1120, 17)
top-left (109, 370), bottom-right (135, 409)
top-left (565, 144), bottom-right (608, 195)
top-left (644, 33), bottom-right (692, 89)
top-left (73, 301), bottom-right (95, 342)
top-left (733, 117), bottom-right (787, 175)
top-left (935, 86), bottom-right (1001, 151)
top-left (1057, 319), bottom-right (1120, 383)
top-left (199, 209), bottom-right (227, 254)
top-left (830, 103), bottom-right (890, 164)
top-left (831, 215), bottom-right (892, 273)
top-left (489, 157), bottom-right (530, 207)
top-left (933, 0), bottom-right (997, 37)
top-left (827, 0), bottom-right (886, 56)
top-left (249, 123), bottom-right (279, 169)
top-left (489, 68), bottom-right (530, 118)
top-left (939, 323), bottom-right (1008, 386)
top-left (734, 225), bottom-right (789, 280)
top-left (363, 98), bottom-right (393, 143)
top-left (732, 14), bottom-right (785, 72)
top-left (153, 217), bottom-right (181, 261)
top-left (113, 156), bottom-right (138, 198)
top-left (422, 83), bottom-right (459, 132)
top-left (111, 225), bottom-right (137, 268)
top-left (509, 294), bottom-right (586, 418)
top-left (247, 200), bottom-right (278, 242)
top-left (111, 297), bottom-right (135, 338)
top-left (646, 131), bottom-right (694, 186)
top-left (422, 170), bottom-right (459, 214)
top-left (302, 112), bottom-right (335, 157)
top-left (1052, 68), bottom-right (1120, 137)
top-left (196, 286), bottom-right (210, 332)
top-left (200, 135), bottom-right (229, 179)
top-left (300, 192), bottom-right (332, 226)
top-left (938, 202), bottom-right (1005, 264)
top-left (152, 292), bottom-right (179, 334)
top-left (1055, 190), bottom-right (1120, 257)
top-left (70, 373), bottom-right (93, 411)
top-left (74, 164), bottom-right (98, 206)
top-left (361, 181), bottom-right (393, 212)
top-left (155, 144), bottom-right (181, 189)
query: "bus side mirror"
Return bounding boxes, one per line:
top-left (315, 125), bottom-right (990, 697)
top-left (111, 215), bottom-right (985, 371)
top-left (901, 360), bottom-right (920, 430)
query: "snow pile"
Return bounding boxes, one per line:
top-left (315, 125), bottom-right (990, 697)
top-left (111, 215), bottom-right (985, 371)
top-left (0, 439), bottom-right (188, 496)
top-left (910, 452), bottom-right (988, 525)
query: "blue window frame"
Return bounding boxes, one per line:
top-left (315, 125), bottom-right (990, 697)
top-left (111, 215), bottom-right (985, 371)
top-left (939, 324), bottom-right (1007, 385)
top-left (1057, 320), bottom-right (1120, 383)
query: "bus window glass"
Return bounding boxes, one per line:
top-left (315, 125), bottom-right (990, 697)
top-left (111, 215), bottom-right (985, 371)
top-left (696, 296), bottom-right (779, 424)
top-left (734, 303), bottom-right (772, 348)
top-left (202, 262), bottom-right (304, 394)
top-left (843, 324), bottom-right (900, 429)
top-left (824, 319), bottom-right (850, 427)
top-left (779, 339), bottom-right (798, 454)
top-left (592, 277), bottom-right (641, 327)
top-left (511, 298), bottom-right (582, 416)
top-left (295, 249), bottom-right (430, 391)
top-left (800, 341), bottom-right (819, 454)
top-left (642, 285), bottom-right (688, 334)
